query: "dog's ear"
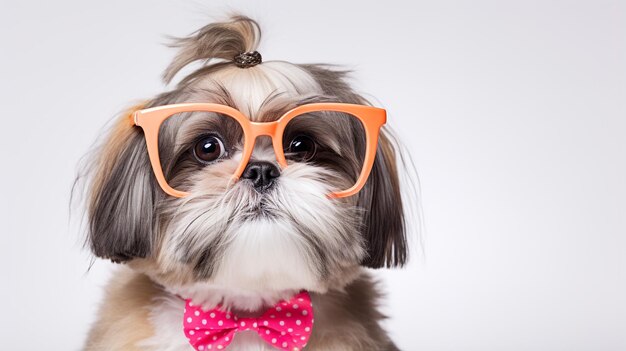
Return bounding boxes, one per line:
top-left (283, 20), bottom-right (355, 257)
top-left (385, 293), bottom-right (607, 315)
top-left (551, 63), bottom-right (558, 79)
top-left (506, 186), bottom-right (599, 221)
top-left (358, 129), bottom-right (408, 268)
top-left (86, 105), bottom-right (157, 263)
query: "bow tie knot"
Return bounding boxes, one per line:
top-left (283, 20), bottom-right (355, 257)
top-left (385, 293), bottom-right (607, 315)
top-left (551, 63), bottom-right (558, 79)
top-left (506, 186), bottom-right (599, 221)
top-left (183, 291), bottom-right (314, 351)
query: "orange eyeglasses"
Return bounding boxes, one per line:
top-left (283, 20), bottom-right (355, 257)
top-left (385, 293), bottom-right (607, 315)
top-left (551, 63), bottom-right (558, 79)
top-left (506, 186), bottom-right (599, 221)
top-left (133, 103), bottom-right (386, 199)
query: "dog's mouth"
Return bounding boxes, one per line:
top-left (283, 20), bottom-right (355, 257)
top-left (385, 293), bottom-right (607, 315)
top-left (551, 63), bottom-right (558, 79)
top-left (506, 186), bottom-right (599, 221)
top-left (242, 199), bottom-right (278, 221)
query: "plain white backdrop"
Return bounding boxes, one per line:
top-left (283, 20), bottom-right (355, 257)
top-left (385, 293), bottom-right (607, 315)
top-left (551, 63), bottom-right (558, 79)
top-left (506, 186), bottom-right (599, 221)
top-left (1, 1), bottom-right (625, 350)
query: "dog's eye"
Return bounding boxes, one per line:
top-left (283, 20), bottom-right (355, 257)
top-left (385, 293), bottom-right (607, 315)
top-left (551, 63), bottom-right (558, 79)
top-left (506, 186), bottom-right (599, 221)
top-left (287, 135), bottom-right (317, 161)
top-left (193, 136), bottom-right (226, 164)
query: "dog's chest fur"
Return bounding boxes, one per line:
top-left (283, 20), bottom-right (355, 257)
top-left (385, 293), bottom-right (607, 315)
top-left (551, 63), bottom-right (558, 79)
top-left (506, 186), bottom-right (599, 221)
top-left (84, 268), bottom-right (398, 351)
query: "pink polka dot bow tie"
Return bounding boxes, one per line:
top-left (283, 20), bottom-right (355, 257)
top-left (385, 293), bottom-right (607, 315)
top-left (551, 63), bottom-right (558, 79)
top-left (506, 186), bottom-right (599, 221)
top-left (183, 291), bottom-right (314, 351)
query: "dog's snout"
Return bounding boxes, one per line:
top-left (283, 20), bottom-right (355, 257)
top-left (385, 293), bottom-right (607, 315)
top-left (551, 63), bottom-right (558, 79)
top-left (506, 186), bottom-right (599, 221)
top-left (241, 161), bottom-right (280, 191)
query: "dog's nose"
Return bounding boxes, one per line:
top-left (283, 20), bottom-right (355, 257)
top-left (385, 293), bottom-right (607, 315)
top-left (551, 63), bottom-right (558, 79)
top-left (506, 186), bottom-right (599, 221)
top-left (241, 161), bottom-right (280, 191)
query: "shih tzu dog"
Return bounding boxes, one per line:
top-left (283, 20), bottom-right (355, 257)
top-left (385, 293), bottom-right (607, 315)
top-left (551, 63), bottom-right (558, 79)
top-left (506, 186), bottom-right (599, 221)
top-left (80, 15), bottom-right (411, 351)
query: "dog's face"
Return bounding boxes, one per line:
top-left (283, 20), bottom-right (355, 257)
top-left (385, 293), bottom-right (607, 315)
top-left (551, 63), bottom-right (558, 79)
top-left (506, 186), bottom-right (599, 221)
top-left (83, 17), bottom-right (407, 307)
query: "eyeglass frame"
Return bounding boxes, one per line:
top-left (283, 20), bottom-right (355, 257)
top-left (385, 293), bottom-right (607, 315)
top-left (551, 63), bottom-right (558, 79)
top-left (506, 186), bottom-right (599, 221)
top-left (132, 102), bottom-right (386, 199)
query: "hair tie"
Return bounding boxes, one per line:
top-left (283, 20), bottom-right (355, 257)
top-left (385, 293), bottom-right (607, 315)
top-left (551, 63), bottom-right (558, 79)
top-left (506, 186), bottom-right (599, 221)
top-left (233, 51), bottom-right (262, 68)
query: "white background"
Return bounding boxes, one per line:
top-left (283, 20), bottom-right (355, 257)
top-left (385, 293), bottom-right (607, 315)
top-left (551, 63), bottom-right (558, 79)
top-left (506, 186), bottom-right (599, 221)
top-left (1, 1), bottom-right (625, 350)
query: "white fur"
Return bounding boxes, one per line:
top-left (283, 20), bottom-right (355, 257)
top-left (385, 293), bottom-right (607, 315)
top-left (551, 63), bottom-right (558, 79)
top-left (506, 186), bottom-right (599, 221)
top-left (202, 61), bottom-right (324, 118)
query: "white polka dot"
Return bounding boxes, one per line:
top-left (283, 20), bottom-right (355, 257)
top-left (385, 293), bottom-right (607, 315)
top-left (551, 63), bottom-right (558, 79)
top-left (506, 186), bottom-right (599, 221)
top-left (272, 338), bottom-right (277, 344)
top-left (205, 331), bottom-right (210, 335)
top-left (302, 310), bottom-right (308, 316)
top-left (187, 317), bottom-right (193, 323)
top-left (189, 302), bottom-right (194, 307)
top-left (282, 342), bottom-right (288, 347)
top-left (217, 346), bottom-right (223, 350)
top-left (279, 321), bottom-right (285, 326)
top-left (266, 330), bottom-right (270, 334)
top-left (305, 327), bottom-right (310, 332)
top-left (288, 328), bottom-right (293, 333)
top-left (189, 330), bottom-right (195, 335)
top-left (286, 312), bottom-right (292, 317)
top-left (195, 327), bottom-right (200, 330)
top-left (263, 321), bottom-right (268, 326)
top-left (226, 314), bottom-right (231, 319)
top-left (296, 320), bottom-right (302, 325)
top-left (202, 319), bottom-right (207, 325)
top-left (195, 311), bottom-right (200, 316)
top-left (301, 336), bottom-right (306, 340)
top-left (276, 306), bottom-right (282, 312)
top-left (293, 304), bottom-right (299, 309)
top-left (218, 320), bottom-right (223, 326)
top-left (225, 337), bottom-right (229, 342)
top-left (298, 298), bottom-right (304, 302)
top-left (253, 322), bottom-right (258, 328)
top-left (207, 346), bottom-right (212, 350)
top-left (281, 331), bottom-right (286, 335)
top-left (198, 346), bottom-right (204, 351)
top-left (270, 314), bottom-right (276, 318)
top-left (213, 336), bottom-right (217, 341)
top-left (210, 313), bottom-right (216, 318)
top-left (240, 321), bottom-right (246, 327)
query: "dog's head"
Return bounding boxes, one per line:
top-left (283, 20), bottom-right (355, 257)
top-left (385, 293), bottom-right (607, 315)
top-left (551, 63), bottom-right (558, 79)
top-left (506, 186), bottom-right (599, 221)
top-left (82, 16), bottom-right (408, 306)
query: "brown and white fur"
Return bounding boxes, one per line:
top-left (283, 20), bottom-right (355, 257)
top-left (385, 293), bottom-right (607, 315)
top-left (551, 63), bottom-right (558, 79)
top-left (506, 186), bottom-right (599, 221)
top-left (79, 15), bottom-right (409, 351)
